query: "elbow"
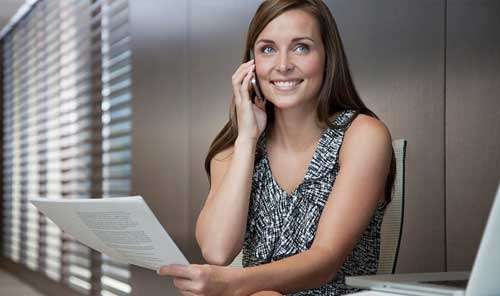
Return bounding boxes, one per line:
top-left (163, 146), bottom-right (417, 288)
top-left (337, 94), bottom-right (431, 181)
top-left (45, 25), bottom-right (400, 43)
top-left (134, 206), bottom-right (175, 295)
top-left (196, 234), bottom-right (233, 266)
top-left (196, 218), bottom-right (244, 266)
top-left (196, 230), bottom-right (230, 266)
top-left (195, 224), bottom-right (240, 266)
top-left (201, 247), bottom-right (233, 266)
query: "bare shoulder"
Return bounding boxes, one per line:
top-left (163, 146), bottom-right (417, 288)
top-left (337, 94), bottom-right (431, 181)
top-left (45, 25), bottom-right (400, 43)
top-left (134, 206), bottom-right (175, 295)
top-left (346, 114), bottom-right (391, 142)
top-left (339, 114), bottom-right (392, 164)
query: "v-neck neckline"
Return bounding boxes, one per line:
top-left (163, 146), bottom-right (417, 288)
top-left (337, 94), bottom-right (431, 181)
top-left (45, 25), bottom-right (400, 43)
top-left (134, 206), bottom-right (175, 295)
top-left (262, 126), bottom-right (329, 197)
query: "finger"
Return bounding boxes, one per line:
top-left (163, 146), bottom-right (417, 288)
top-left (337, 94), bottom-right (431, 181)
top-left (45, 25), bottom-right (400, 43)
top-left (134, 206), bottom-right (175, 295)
top-left (173, 277), bottom-right (197, 292)
top-left (232, 60), bottom-right (254, 91)
top-left (233, 70), bottom-right (252, 106)
top-left (240, 66), bottom-right (255, 102)
top-left (158, 264), bottom-right (191, 279)
top-left (232, 62), bottom-right (255, 103)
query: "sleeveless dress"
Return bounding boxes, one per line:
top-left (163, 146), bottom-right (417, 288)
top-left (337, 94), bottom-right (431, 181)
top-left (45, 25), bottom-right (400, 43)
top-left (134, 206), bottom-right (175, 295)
top-left (242, 110), bottom-right (387, 295)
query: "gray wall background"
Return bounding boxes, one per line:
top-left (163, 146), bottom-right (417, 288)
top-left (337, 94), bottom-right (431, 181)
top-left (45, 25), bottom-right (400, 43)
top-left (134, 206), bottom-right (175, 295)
top-left (128, 0), bottom-right (500, 295)
top-left (446, 1), bottom-right (500, 271)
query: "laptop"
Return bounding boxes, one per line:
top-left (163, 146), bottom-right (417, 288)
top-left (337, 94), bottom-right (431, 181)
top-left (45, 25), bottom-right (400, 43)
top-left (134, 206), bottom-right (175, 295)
top-left (346, 183), bottom-right (500, 296)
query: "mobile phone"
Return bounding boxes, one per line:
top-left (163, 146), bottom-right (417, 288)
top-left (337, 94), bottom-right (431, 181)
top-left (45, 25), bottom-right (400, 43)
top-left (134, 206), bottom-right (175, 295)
top-left (249, 50), bottom-right (264, 103)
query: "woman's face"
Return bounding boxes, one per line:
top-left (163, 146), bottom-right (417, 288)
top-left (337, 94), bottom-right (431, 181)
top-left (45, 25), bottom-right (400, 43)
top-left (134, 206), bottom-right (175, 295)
top-left (254, 9), bottom-right (325, 110)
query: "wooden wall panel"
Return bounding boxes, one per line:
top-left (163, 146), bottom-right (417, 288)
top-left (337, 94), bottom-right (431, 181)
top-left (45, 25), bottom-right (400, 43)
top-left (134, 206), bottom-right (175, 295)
top-left (446, 0), bottom-right (500, 271)
top-left (129, 0), bottom-right (190, 294)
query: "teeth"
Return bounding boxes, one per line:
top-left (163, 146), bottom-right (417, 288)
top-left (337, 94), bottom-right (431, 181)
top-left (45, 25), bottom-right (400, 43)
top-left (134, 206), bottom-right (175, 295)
top-left (272, 80), bottom-right (301, 89)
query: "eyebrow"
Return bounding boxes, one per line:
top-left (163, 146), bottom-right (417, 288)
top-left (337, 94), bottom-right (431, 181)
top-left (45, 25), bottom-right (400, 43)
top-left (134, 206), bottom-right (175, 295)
top-left (255, 37), bottom-right (315, 45)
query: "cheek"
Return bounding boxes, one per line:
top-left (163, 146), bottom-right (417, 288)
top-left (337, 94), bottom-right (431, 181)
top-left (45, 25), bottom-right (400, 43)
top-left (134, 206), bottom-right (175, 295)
top-left (255, 60), bottom-right (273, 78)
top-left (297, 56), bottom-right (324, 79)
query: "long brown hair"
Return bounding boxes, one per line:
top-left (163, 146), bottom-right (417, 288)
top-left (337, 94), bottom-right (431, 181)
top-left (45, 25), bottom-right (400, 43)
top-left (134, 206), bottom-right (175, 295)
top-left (205, 0), bottom-right (395, 204)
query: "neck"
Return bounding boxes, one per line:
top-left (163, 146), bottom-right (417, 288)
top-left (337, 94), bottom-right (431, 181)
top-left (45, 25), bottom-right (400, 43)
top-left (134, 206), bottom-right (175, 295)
top-left (269, 103), bottom-right (325, 153)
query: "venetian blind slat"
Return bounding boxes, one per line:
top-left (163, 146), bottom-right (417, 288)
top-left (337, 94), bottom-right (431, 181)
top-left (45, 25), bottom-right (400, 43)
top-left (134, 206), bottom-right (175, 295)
top-left (2, 0), bottom-right (132, 295)
top-left (100, 0), bottom-right (132, 294)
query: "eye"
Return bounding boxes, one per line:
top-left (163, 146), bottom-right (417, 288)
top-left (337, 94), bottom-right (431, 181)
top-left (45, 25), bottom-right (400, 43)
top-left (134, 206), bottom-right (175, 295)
top-left (260, 46), bottom-right (275, 54)
top-left (294, 44), bottom-right (310, 54)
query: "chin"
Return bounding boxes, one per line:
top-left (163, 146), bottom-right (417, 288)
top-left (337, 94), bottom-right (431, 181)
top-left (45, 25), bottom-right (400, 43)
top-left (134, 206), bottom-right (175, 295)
top-left (267, 94), bottom-right (307, 110)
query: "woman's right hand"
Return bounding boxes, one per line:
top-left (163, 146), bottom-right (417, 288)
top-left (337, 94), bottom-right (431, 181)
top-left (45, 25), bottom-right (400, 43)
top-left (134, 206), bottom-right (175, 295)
top-left (232, 59), bottom-right (267, 141)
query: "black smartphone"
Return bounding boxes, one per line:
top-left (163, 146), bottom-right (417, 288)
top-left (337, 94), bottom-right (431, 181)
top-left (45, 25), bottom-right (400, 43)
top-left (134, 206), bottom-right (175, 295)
top-left (249, 50), bottom-right (264, 103)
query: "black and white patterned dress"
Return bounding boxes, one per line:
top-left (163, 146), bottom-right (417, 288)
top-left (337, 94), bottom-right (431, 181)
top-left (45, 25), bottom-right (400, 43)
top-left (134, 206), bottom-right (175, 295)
top-left (242, 110), bottom-right (387, 295)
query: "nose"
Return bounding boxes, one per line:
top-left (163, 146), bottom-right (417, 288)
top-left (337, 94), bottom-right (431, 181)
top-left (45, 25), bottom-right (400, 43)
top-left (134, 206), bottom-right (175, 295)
top-left (277, 52), bottom-right (294, 73)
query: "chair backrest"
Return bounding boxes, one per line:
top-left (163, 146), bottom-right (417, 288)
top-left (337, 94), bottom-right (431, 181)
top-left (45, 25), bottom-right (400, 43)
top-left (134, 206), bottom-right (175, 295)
top-left (377, 139), bottom-right (407, 274)
top-left (229, 139), bottom-right (408, 271)
top-left (229, 250), bottom-right (243, 267)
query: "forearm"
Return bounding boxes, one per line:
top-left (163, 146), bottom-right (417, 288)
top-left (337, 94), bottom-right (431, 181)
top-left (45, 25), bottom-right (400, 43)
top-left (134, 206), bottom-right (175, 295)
top-left (196, 137), bottom-right (257, 264)
top-left (235, 247), bottom-right (343, 295)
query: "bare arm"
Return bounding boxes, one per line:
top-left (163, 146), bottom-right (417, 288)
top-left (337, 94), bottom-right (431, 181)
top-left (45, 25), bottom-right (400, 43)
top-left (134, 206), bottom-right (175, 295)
top-left (195, 137), bottom-right (257, 266)
top-left (196, 59), bottom-right (267, 266)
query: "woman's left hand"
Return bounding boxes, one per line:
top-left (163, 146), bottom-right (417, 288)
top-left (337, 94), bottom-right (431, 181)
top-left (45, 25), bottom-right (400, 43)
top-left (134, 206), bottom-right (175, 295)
top-left (158, 264), bottom-right (239, 296)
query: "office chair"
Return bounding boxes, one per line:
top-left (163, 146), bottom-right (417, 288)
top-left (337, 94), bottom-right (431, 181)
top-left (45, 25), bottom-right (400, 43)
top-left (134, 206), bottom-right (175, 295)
top-left (377, 139), bottom-right (407, 274)
top-left (229, 139), bottom-right (408, 273)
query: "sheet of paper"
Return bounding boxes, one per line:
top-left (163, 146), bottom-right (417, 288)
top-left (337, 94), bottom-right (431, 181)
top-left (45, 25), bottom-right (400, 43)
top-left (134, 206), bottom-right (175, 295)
top-left (31, 196), bottom-right (189, 271)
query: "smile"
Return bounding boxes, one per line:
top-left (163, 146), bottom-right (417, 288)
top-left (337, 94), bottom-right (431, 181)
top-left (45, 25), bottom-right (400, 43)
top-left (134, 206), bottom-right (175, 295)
top-left (271, 79), bottom-right (304, 90)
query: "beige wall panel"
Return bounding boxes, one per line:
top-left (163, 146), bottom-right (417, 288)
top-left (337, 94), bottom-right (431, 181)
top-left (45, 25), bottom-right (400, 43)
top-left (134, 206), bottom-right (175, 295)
top-left (446, 1), bottom-right (500, 271)
top-left (188, 0), bottom-right (261, 264)
top-left (129, 0), bottom-right (190, 295)
top-left (325, 0), bottom-right (446, 272)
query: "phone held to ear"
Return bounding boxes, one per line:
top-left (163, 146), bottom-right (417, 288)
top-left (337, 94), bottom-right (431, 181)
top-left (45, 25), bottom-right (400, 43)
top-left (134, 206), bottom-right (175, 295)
top-left (249, 50), bottom-right (264, 104)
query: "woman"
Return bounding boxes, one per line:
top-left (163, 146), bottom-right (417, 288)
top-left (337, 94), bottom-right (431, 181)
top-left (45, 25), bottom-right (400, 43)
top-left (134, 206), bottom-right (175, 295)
top-left (159, 0), bottom-right (395, 295)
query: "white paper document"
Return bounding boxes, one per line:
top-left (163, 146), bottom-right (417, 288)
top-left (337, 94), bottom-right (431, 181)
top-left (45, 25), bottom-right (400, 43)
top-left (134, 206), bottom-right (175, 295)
top-left (31, 196), bottom-right (189, 271)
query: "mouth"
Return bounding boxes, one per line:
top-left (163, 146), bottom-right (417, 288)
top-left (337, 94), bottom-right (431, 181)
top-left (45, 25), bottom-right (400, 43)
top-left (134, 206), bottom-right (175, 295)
top-left (270, 79), bottom-right (304, 91)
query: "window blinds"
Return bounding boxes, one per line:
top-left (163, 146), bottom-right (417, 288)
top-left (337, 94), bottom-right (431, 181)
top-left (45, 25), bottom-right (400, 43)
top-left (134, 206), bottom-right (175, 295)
top-left (2, 0), bottom-right (132, 295)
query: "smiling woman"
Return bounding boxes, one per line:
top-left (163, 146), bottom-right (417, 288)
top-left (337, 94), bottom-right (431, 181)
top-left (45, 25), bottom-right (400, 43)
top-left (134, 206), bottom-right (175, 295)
top-left (158, 0), bottom-right (396, 295)
top-left (253, 9), bottom-right (325, 112)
